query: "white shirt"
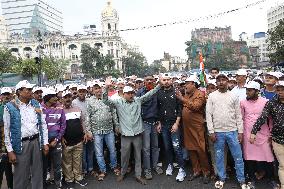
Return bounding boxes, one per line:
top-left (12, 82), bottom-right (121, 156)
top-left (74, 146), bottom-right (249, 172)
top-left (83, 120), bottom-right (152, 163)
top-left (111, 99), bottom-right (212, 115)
top-left (231, 86), bottom-right (247, 101)
top-left (4, 100), bottom-right (49, 152)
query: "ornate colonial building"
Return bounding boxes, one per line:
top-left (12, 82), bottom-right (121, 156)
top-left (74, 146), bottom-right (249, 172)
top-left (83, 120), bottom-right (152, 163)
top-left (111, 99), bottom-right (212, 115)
top-left (0, 1), bottom-right (128, 78)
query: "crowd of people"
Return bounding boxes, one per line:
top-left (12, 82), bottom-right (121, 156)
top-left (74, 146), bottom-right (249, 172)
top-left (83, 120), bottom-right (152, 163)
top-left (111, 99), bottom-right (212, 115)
top-left (0, 68), bottom-right (284, 189)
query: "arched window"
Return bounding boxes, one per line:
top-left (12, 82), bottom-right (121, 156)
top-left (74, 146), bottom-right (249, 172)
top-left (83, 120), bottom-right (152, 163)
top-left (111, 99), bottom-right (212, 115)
top-left (108, 23), bottom-right (111, 30)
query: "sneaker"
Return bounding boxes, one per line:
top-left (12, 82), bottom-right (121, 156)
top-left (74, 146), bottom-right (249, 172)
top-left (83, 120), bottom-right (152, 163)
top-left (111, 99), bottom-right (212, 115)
top-left (157, 162), bottom-right (163, 167)
top-left (215, 180), bottom-right (225, 189)
top-left (176, 168), bottom-right (186, 182)
top-left (166, 164), bottom-right (173, 176)
top-left (154, 166), bottom-right (164, 175)
top-left (240, 183), bottom-right (249, 189)
top-left (65, 181), bottom-right (74, 189)
top-left (247, 181), bottom-right (256, 189)
top-left (173, 162), bottom-right (179, 169)
top-left (75, 179), bottom-right (88, 187)
top-left (144, 169), bottom-right (153, 180)
top-left (269, 180), bottom-right (280, 189)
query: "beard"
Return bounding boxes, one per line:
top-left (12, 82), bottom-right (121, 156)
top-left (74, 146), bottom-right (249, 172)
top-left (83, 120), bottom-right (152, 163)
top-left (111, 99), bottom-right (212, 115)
top-left (145, 83), bottom-right (154, 91)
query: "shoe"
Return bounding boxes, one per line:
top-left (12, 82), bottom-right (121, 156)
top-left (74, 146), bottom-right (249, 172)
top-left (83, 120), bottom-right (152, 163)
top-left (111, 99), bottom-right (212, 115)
top-left (240, 182), bottom-right (249, 189)
top-left (117, 175), bottom-right (125, 182)
top-left (203, 175), bottom-right (210, 184)
top-left (247, 181), bottom-right (256, 189)
top-left (157, 162), bottom-right (163, 167)
top-left (144, 169), bottom-right (153, 180)
top-left (154, 166), bottom-right (164, 175)
top-left (176, 168), bottom-right (186, 182)
top-left (65, 181), bottom-right (74, 189)
top-left (135, 176), bottom-right (147, 185)
top-left (188, 172), bottom-right (201, 181)
top-left (75, 179), bottom-right (88, 187)
top-left (166, 164), bottom-right (173, 176)
top-left (215, 180), bottom-right (225, 189)
top-left (173, 162), bottom-right (179, 169)
top-left (269, 180), bottom-right (280, 189)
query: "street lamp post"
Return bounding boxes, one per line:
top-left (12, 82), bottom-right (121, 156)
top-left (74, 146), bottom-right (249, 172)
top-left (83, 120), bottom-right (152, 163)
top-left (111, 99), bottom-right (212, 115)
top-left (35, 31), bottom-right (43, 86)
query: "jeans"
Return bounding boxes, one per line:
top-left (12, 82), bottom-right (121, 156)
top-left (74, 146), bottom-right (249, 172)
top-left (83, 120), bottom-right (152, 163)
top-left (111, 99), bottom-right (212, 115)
top-left (43, 142), bottom-right (62, 188)
top-left (83, 140), bottom-right (94, 173)
top-left (161, 124), bottom-right (184, 169)
top-left (142, 122), bottom-right (160, 171)
top-left (94, 132), bottom-right (117, 173)
top-left (214, 131), bottom-right (245, 183)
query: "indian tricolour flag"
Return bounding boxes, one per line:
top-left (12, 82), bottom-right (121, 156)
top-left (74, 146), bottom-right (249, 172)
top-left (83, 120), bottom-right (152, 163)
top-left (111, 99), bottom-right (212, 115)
top-left (199, 52), bottom-right (206, 87)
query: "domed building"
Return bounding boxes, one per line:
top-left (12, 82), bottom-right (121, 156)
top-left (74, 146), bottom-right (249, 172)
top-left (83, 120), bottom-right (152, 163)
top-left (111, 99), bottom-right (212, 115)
top-left (0, 0), bottom-right (129, 79)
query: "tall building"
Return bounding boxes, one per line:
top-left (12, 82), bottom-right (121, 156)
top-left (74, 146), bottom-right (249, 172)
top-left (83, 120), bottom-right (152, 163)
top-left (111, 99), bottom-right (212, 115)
top-left (267, 3), bottom-right (284, 31)
top-left (191, 26), bottom-right (232, 43)
top-left (245, 32), bottom-right (269, 63)
top-left (0, 0), bottom-right (130, 78)
top-left (0, 15), bottom-right (8, 42)
top-left (1, 0), bottom-right (63, 38)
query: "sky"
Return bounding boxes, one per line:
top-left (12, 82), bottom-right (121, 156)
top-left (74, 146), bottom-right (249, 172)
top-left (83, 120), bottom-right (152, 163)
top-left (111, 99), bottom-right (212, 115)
top-left (1, 0), bottom-right (283, 63)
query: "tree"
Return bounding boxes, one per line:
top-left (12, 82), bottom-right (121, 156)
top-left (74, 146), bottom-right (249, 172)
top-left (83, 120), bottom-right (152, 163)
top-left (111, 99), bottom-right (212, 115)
top-left (267, 19), bottom-right (284, 64)
top-left (80, 43), bottom-right (118, 78)
top-left (42, 58), bottom-right (69, 80)
top-left (13, 57), bottom-right (68, 81)
top-left (0, 48), bottom-right (17, 86)
top-left (122, 51), bottom-right (147, 76)
top-left (80, 43), bottom-right (100, 78)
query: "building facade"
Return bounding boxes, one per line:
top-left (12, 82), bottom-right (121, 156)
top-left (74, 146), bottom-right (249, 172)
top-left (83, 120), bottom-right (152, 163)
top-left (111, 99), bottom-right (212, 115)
top-left (191, 26), bottom-right (232, 43)
top-left (245, 32), bottom-right (269, 63)
top-left (267, 3), bottom-right (284, 31)
top-left (1, 0), bottom-right (63, 38)
top-left (0, 16), bottom-right (8, 43)
top-left (0, 1), bottom-right (129, 78)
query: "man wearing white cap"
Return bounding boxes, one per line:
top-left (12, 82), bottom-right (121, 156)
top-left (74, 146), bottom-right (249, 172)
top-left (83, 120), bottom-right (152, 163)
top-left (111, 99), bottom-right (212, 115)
top-left (103, 76), bottom-right (164, 185)
top-left (85, 82), bottom-right (120, 181)
top-left (0, 87), bottom-right (13, 189)
top-left (251, 81), bottom-right (284, 189)
top-left (231, 69), bottom-right (247, 101)
top-left (41, 88), bottom-right (66, 189)
top-left (3, 80), bottom-right (49, 189)
top-left (72, 85), bottom-right (93, 177)
top-left (33, 87), bottom-right (44, 103)
top-left (261, 72), bottom-right (281, 100)
top-left (240, 81), bottom-right (277, 189)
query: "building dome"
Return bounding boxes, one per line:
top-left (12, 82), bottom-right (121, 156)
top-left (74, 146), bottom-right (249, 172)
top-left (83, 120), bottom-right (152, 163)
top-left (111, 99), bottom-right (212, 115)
top-left (101, 0), bottom-right (118, 19)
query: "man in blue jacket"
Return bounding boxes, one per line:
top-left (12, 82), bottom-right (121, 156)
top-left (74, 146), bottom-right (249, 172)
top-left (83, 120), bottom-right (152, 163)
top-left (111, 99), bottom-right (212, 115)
top-left (4, 80), bottom-right (49, 189)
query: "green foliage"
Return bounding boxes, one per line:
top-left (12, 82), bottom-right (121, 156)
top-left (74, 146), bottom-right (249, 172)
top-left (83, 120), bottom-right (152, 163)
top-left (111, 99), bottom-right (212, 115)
top-left (42, 58), bottom-right (69, 80)
top-left (0, 48), bottom-right (18, 86)
top-left (123, 51), bottom-right (147, 76)
top-left (267, 19), bottom-right (284, 64)
top-left (185, 40), bottom-right (243, 70)
top-left (80, 43), bottom-right (117, 78)
top-left (0, 48), bottom-right (17, 74)
top-left (12, 57), bottom-right (68, 80)
top-left (13, 58), bottom-right (38, 78)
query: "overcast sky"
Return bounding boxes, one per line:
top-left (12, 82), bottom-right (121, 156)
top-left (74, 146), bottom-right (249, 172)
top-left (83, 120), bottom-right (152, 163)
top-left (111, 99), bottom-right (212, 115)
top-left (1, 0), bottom-right (283, 63)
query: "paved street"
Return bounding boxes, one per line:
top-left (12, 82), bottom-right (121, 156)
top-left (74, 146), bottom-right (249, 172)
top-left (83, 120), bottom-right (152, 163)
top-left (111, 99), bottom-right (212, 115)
top-left (46, 167), bottom-right (270, 189)
top-left (0, 166), bottom-right (273, 189)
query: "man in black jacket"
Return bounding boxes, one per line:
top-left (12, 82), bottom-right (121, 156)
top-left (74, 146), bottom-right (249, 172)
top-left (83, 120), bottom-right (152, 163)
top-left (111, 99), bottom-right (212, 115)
top-left (156, 74), bottom-right (185, 182)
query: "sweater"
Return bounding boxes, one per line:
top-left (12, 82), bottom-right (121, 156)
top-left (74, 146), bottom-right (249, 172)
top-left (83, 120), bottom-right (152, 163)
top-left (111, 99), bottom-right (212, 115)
top-left (206, 90), bottom-right (243, 134)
